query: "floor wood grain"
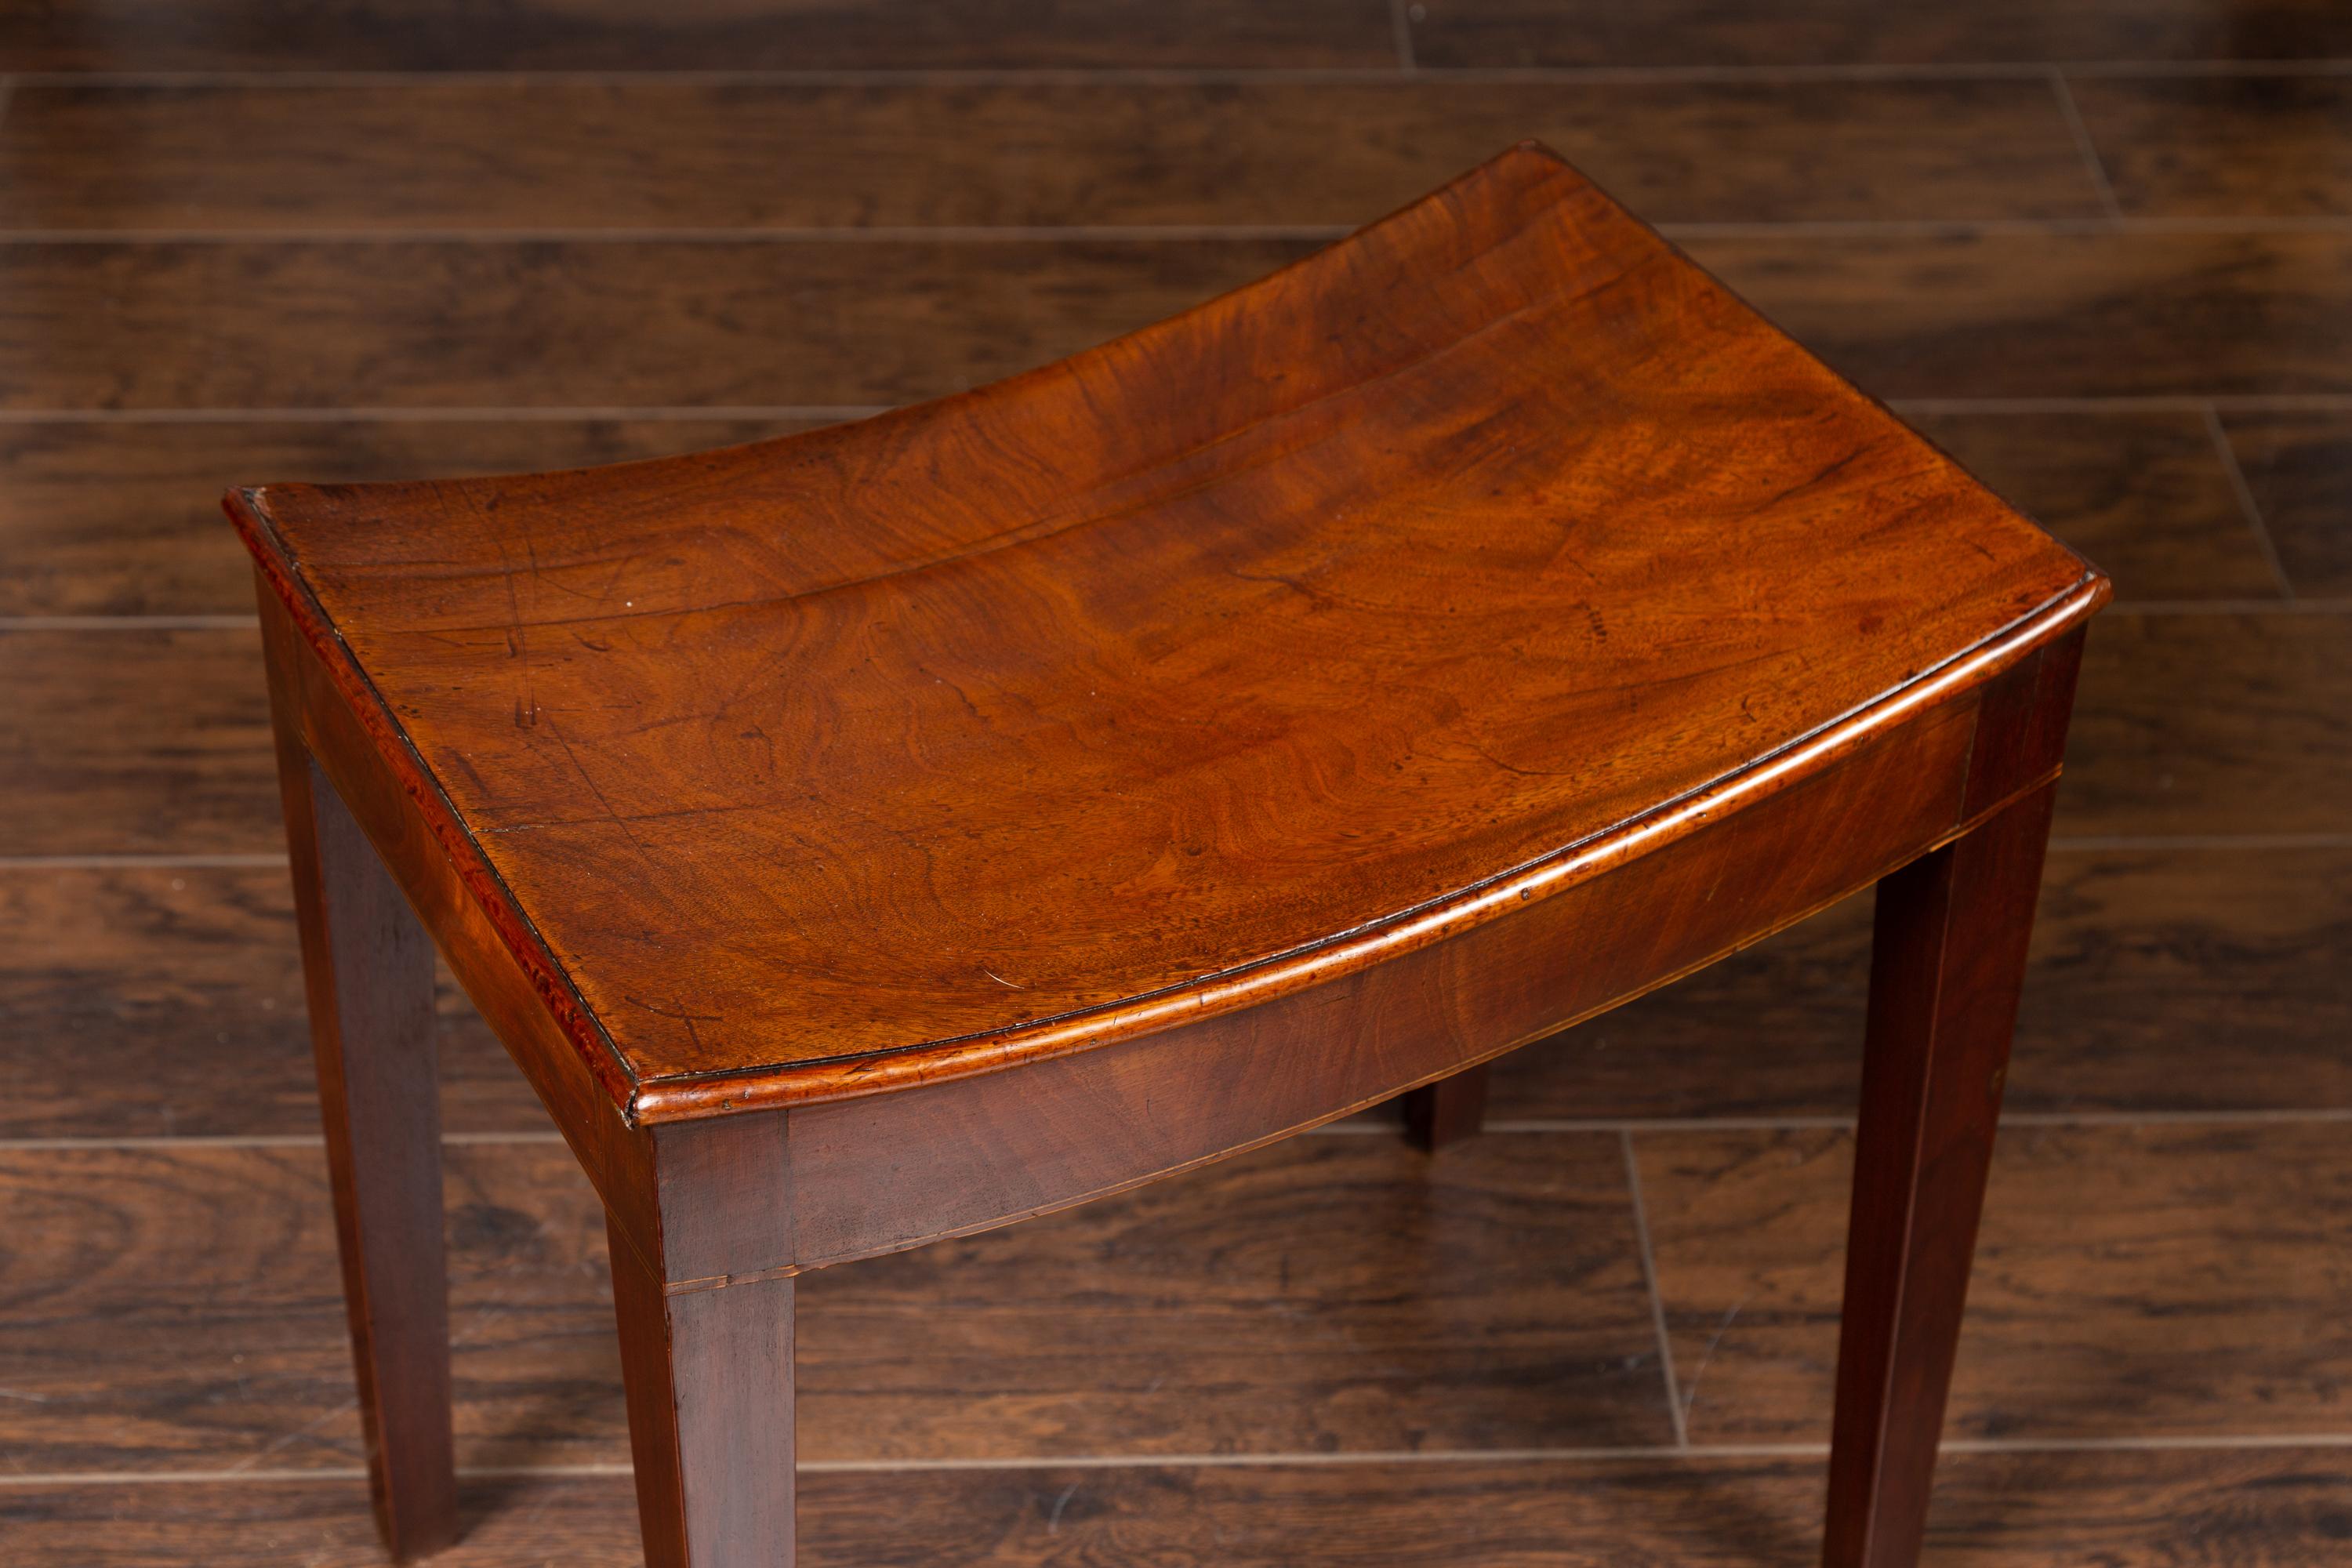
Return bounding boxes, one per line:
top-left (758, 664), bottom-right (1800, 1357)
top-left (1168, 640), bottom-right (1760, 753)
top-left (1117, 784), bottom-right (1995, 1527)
top-left (0, 866), bottom-right (538, 1139)
top-left (0, 1135), bottom-right (1668, 1474)
top-left (1639, 1121), bottom-right (2352, 1445)
top-left (2063, 610), bottom-right (2352, 837)
top-left (12, 841), bottom-right (2345, 1141)
top-left (13, 231), bottom-right (2352, 415)
top-left (0, 0), bottom-right (1396, 71)
top-left (2220, 410), bottom-right (2352, 597)
top-left (0, 78), bottom-right (2102, 230)
top-left (9, 1449), bottom-right (2352, 1567)
top-left (0, 239), bottom-right (1309, 412)
top-left (2070, 75), bottom-right (2352, 219)
top-left (1912, 409), bottom-right (2289, 601)
top-left (1405, 1), bottom-right (2352, 68)
top-left (1489, 844), bottom-right (2352, 1120)
top-left (0, 417), bottom-right (827, 617)
top-left (0, 630), bottom-right (275, 856)
top-left (1688, 229), bottom-right (2352, 400)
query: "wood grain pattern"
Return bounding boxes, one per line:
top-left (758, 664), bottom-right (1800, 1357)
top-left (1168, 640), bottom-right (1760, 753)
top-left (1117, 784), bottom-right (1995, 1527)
top-left (3, 407), bottom-right (2223, 623)
top-left (7, 2), bottom-right (2347, 1561)
top-left (0, 419), bottom-right (822, 617)
top-left (1823, 783), bottom-right (2056, 1568)
top-left (0, 1134), bottom-right (1669, 1473)
top-left (1687, 229), bottom-right (2352, 399)
top-left (0, 0), bottom-right (1394, 71)
top-left (0, 629), bottom-right (277, 856)
top-left (0, 865), bottom-right (544, 1138)
top-left (2069, 75), bottom-right (2352, 219)
top-left (1639, 1121), bottom-right (2352, 1444)
top-left (1406, 1), bottom-right (2352, 67)
top-left (1484, 844), bottom-right (2352, 1120)
top-left (2220, 410), bottom-right (2352, 597)
top-left (608, 1203), bottom-right (796, 1568)
top-left (1403, 1065), bottom-right (1490, 1150)
top-left (19, 842), bottom-right (2343, 1144)
top-left (15, 230), bottom-right (2352, 413)
top-left (8, 1449), bottom-right (2352, 1566)
top-left (2063, 610), bottom-right (2352, 836)
top-left (0, 78), bottom-right (2101, 230)
top-left (765, 681), bottom-right (2008, 1269)
top-left (0, 239), bottom-right (1303, 412)
top-left (238, 147), bottom-right (2098, 1107)
top-left (1909, 409), bottom-right (2289, 602)
top-left (274, 757), bottom-right (457, 1559)
top-left (14, 230), bottom-right (2352, 416)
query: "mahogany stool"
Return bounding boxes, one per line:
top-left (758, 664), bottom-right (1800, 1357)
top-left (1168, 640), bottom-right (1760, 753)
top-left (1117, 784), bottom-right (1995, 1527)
top-left (231, 145), bottom-right (2106, 1567)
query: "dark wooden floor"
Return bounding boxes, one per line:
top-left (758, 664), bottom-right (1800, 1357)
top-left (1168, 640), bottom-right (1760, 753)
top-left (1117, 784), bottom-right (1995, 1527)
top-left (3, 4), bottom-right (2350, 1563)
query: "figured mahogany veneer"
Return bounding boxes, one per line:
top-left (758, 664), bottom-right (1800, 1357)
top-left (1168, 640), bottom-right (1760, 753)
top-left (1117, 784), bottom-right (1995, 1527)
top-left (235, 145), bottom-right (2104, 1568)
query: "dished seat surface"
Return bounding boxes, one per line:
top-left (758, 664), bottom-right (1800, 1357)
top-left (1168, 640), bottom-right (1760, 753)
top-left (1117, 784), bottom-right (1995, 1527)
top-left (237, 146), bottom-right (2096, 1111)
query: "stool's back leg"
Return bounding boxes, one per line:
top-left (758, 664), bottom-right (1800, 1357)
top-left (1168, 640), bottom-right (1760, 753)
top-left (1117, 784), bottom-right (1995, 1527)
top-left (275, 742), bottom-right (458, 1559)
top-left (1403, 1063), bottom-right (1491, 1150)
top-left (1821, 779), bottom-right (2058, 1568)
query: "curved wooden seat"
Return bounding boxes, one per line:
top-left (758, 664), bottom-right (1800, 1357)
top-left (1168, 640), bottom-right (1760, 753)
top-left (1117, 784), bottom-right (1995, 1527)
top-left (234, 144), bottom-right (2104, 1568)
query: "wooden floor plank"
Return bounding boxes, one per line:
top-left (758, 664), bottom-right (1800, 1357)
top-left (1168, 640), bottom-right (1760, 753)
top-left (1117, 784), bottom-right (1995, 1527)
top-left (0, 416), bottom-right (829, 617)
top-left (2063, 610), bottom-right (2352, 837)
top-left (1912, 409), bottom-right (2288, 601)
top-left (2069, 75), bottom-right (2352, 219)
top-left (0, 866), bottom-right (539, 1139)
top-left (2221, 410), bottom-right (2352, 597)
top-left (0, 630), bottom-right (276, 856)
top-left (8, 1448), bottom-right (2351, 1566)
top-left (1406, 1), bottom-right (2352, 67)
top-left (0, 240), bottom-right (1309, 412)
top-left (0, 1135), bottom-right (1668, 1474)
top-left (0, 78), bottom-right (2102, 230)
top-left (1687, 230), bottom-right (2352, 400)
top-left (10, 231), bottom-right (2352, 413)
top-left (1489, 844), bottom-right (2352, 1121)
top-left (13, 844), bottom-right (2347, 1138)
top-left (1639, 1121), bottom-right (2352, 1445)
top-left (0, 0), bottom-right (1395, 72)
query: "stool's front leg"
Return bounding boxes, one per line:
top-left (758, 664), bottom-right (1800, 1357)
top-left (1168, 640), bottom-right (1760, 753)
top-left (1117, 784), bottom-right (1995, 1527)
top-left (607, 1122), bottom-right (798, 1568)
top-left (1821, 780), bottom-right (2058, 1568)
top-left (275, 750), bottom-right (458, 1560)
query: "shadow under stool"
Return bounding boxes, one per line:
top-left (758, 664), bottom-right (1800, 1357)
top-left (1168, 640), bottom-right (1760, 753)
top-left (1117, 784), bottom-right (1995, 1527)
top-left (228, 144), bottom-right (2108, 1568)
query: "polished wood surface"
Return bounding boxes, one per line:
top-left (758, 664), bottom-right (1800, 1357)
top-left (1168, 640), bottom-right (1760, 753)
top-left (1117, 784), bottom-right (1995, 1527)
top-left (1403, 1065), bottom-right (1490, 1151)
top-left (13, 5), bottom-right (2350, 1565)
top-left (232, 145), bottom-right (2099, 1119)
top-left (272, 750), bottom-right (458, 1559)
top-left (230, 140), bottom-right (2102, 1566)
top-left (1822, 782), bottom-right (2058, 1568)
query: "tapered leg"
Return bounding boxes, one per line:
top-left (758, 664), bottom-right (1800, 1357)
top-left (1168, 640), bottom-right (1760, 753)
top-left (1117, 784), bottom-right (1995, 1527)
top-left (278, 750), bottom-right (457, 1559)
top-left (1403, 1064), bottom-right (1491, 1150)
top-left (609, 1217), bottom-right (797, 1568)
top-left (1821, 782), bottom-right (2058, 1568)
